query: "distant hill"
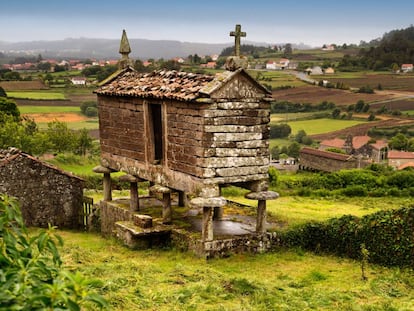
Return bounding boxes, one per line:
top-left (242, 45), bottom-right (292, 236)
top-left (339, 25), bottom-right (414, 70)
top-left (0, 38), bottom-right (309, 60)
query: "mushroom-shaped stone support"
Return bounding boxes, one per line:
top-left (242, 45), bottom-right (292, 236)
top-left (245, 191), bottom-right (279, 234)
top-left (149, 185), bottom-right (172, 224)
top-left (119, 174), bottom-right (143, 212)
top-left (92, 165), bottom-right (113, 201)
top-left (190, 197), bottom-right (227, 242)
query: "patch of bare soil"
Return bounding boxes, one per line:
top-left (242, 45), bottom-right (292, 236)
top-left (23, 113), bottom-right (88, 123)
top-left (310, 118), bottom-right (414, 141)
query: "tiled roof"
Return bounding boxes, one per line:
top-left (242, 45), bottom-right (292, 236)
top-left (95, 68), bottom-right (215, 101)
top-left (371, 140), bottom-right (388, 150)
top-left (319, 138), bottom-right (345, 149)
top-left (352, 135), bottom-right (371, 149)
top-left (388, 150), bottom-right (414, 159)
top-left (95, 67), bottom-right (270, 101)
top-left (301, 147), bottom-right (353, 161)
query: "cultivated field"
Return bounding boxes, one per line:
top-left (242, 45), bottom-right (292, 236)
top-left (272, 85), bottom-right (395, 106)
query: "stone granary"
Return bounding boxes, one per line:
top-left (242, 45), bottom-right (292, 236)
top-left (0, 148), bottom-right (83, 229)
top-left (94, 27), bottom-right (278, 255)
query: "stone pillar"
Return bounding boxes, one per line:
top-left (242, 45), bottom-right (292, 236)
top-left (93, 165), bottom-right (113, 201)
top-left (190, 197), bottom-right (227, 242)
top-left (178, 191), bottom-right (187, 207)
top-left (213, 206), bottom-right (223, 220)
top-left (119, 174), bottom-right (143, 212)
top-left (245, 191), bottom-right (279, 234)
top-left (149, 185), bottom-right (172, 224)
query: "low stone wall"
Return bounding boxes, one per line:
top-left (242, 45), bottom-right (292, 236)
top-left (100, 200), bottom-right (132, 236)
top-left (171, 230), bottom-right (281, 259)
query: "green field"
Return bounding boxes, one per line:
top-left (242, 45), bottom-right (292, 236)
top-left (287, 118), bottom-right (366, 135)
top-left (37, 119), bottom-right (99, 130)
top-left (7, 91), bottom-right (66, 100)
top-left (18, 105), bottom-right (80, 114)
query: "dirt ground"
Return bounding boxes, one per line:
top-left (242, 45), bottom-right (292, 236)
top-left (23, 113), bottom-right (89, 123)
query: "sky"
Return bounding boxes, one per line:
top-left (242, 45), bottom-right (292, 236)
top-left (1, 0), bottom-right (414, 47)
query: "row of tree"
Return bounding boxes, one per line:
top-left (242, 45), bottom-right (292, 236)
top-left (0, 97), bottom-right (93, 156)
top-left (338, 25), bottom-right (414, 70)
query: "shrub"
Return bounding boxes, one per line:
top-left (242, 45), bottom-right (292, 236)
top-left (0, 194), bottom-right (108, 310)
top-left (85, 106), bottom-right (98, 117)
top-left (281, 206), bottom-right (414, 267)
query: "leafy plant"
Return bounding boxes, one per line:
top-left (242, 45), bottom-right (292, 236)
top-left (0, 194), bottom-right (108, 310)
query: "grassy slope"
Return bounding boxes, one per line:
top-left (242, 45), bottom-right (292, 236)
top-left (7, 91), bottom-right (66, 100)
top-left (287, 118), bottom-right (366, 136)
top-left (56, 230), bottom-right (414, 311)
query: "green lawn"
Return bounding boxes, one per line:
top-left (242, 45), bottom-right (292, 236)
top-left (53, 229), bottom-right (414, 311)
top-left (7, 91), bottom-right (66, 100)
top-left (18, 105), bottom-right (80, 114)
top-left (287, 118), bottom-right (366, 135)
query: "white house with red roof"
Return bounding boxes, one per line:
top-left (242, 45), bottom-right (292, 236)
top-left (401, 64), bottom-right (413, 73)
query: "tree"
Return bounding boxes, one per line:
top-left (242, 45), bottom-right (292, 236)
top-left (287, 142), bottom-right (301, 158)
top-left (0, 86), bottom-right (7, 97)
top-left (355, 100), bottom-right (365, 112)
top-left (270, 123), bottom-right (291, 138)
top-left (270, 146), bottom-right (280, 160)
top-left (389, 133), bottom-right (409, 150)
top-left (332, 108), bottom-right (341, 119)
top-left (283, 43), bottom-right (293, 58)
top-left (45, 121), bottom-right (76, 153)
top-left (75, 128), bottom-right (93, 156)
top-left (0, 97), bottom-right (20, 121)
top-left (295, 130), bottom-right (307, 143)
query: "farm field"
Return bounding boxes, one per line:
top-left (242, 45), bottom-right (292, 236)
top-left (272, 85), bottom-right (395, 106)
top-left (280, 118), bottom-right (367, 136)
top-left (7, 91), bottom-right (66, 100)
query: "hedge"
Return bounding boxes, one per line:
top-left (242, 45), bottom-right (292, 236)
top-left (280, 206), bottom-right (414, 267)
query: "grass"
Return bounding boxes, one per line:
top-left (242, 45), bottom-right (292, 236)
top-left (37, 119), bottom-right (99, 130)
top-left (18, 105), bottom-right (80, 114)
top-left (53, 230), bottom-right (414, 311)
top-left (287, 118), bottom-right (366, 136)
top-left (7, 91), bottom-right (66, 100)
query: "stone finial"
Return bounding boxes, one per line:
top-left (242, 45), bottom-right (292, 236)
top-left (225, 24), bottom-right (248, 71)
top-left (118, 29), bottom-right (134, 69)
top-left (92, 165), bottom-right (112, 174)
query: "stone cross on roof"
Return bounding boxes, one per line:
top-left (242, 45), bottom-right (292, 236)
top-left (230, 24), bottom-right (246, 57)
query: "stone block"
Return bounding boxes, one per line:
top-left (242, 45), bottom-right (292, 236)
top-left (133, 214), bottom-right (153, 228)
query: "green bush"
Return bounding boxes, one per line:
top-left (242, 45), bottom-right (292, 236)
top-left (281, 206), bottom-right (414, 267)
top-left (0, 194), bottom-right (108, 310)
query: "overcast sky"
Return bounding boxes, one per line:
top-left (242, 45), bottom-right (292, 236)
top-left (1, 0), bottom-right (413, 47)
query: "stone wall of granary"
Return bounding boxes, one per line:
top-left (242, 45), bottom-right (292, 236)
top-left (0, 155), bottom-right (83, 229)
top-left (201, 100), bottom-right (270, 186)
top-left (98, 95), bottom-right (146, 161)
top-left (300, 152), bottom-right (358, 172)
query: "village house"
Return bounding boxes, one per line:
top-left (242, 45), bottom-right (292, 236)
top-left (299, 147), bottom-right (370, 172)
top-left (388, 150), bottom-right (414, 170)
top-left (93, 27), bottom-right (278, 257)
top-left (324, 67), bottom-right (335, 74)
top-left (401, 64), bottom-right (413, 73)
top-left (0, 148), bottom-right (84, 229)
top-left (70, 76), bottom-right (87, 86)
top-left (200, 61), bottom-right (216, 68)
top-left (265, 58), bottom-right (290, 70)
